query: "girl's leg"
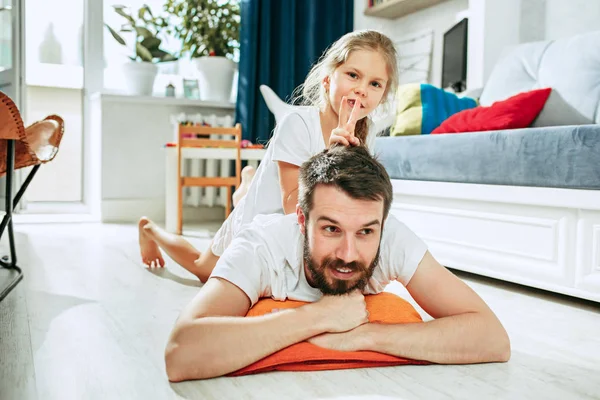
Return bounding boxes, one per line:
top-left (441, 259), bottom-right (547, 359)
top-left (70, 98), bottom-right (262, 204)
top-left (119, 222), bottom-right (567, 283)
top-left (232, 165), bottom-right (256, 207)
top-left (189, 248), bottom-right (221, 283)
top-left (138, 216), bottom-right (221, 282)
top-left (138, 217), bottom-right (200, 272)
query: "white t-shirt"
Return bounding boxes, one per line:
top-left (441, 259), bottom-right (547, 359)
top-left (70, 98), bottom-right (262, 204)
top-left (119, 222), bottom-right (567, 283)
top-left (211, 213), bottom-right (428, 307)
top-left (211, 106), bottom-right (379, 256)
top-left (211, 107), bottom-right (326, 255)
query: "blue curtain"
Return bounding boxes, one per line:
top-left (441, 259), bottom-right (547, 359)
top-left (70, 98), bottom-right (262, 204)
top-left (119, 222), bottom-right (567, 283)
top-left (235, 0), bottom-right (354, 144)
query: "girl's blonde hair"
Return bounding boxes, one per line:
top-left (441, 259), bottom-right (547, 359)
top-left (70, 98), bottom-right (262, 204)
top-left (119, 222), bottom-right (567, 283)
top-left (292, 30), bottom-right (399, 146)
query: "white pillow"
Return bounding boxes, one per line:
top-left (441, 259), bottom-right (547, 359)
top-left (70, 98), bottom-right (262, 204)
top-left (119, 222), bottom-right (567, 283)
top-left (259, 85), bottom-right (309, 124)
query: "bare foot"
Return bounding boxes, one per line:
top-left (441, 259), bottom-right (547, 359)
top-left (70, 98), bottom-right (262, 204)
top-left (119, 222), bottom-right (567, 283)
top-left (233, 165), bottom-right (256, 207)
top-left (138, 217), bottom-right (165, 268)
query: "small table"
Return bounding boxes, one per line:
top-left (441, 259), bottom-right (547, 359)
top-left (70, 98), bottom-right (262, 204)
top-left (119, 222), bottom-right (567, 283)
top-left (164, 145), bottom-right (267, 233)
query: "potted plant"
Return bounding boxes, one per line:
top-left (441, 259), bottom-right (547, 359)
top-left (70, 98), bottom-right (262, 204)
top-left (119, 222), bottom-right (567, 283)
top-left (163, 0), bottom-right (241, 102)
top-left (105, 4), bottom-right (178, 96)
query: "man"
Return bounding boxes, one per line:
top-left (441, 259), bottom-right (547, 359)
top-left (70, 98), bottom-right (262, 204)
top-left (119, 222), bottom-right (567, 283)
top-left (165, 145), bottom-right (510, 382)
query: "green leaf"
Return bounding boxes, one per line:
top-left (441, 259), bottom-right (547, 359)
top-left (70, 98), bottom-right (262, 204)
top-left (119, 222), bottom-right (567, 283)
top-left (150, 49), bottom-right (168, 58)
top-left (161, 0), bottom-right (240, 59)
top-left (134, 26), bottom-right (154, 39)
top-left (136, 43), bottom-right (154, 62)
top-left (160, 53), bottom-right (178, 62)
top-left (141, 37), bottom-right (161, 51)
top-left (113, 6), bottom-right (135, 24)
top-left (151, 49), bottom-right (177, 62)
top-left (142, 4), bottom-right (154, 19)
top-left (105, 24), bottom-right (126, 46)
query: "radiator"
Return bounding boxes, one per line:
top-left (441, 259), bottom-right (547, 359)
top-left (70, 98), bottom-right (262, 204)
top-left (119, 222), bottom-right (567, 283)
top-left (171, 113), bottom-right (261, 209)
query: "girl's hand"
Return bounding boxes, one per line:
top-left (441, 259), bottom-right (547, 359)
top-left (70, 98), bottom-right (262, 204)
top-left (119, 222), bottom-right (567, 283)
top-left (329, 96), bottom-right (361, 147)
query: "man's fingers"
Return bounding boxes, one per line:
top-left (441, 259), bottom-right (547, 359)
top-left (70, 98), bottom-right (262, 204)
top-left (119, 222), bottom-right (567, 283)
top-left (337, 96), bottom-right (349, 127)
top-left (346, 98), bottom-right (361, 132)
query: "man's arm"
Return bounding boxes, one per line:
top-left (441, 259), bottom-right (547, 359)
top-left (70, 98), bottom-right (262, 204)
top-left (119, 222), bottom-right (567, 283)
top-left (165, 278), bottom-right (369, 381)
top-left (310, 251), bottom-right (511, 364)
top-left (165, 277), bottom-right (325, 381)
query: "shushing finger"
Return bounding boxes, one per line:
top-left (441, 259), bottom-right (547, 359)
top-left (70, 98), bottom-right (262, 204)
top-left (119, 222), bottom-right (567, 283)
top-left (346, 98), bottom-right (362, 131)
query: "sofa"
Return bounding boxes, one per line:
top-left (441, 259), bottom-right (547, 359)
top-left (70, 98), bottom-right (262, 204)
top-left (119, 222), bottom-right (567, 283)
top-left (375, 31), bottom-right (600, 303)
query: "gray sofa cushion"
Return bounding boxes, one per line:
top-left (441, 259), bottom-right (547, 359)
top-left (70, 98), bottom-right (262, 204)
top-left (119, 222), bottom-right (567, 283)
top-left (480, 30), bottom-right (600, 124)
top-left (374, 125), bottom-right (600, 190)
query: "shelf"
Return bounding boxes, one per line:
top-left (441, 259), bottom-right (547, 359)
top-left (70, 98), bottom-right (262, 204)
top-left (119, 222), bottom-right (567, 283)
top-left (26, 63), bottom-right (83, 89)
top-left (364, 0), bottom-right (450, 19)
top-left (91, 92), bottom-right (236, 109)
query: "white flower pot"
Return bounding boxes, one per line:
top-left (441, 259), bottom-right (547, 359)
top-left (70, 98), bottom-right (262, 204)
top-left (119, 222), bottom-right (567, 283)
top-left (122, 62), bottom-right (159, 96)
top-left (194, 56), bottom-right (236, 102)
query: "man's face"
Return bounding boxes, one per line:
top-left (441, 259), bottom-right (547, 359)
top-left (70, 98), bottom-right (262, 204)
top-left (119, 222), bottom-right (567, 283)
top-left (298, 185), bottom-right (384, 295)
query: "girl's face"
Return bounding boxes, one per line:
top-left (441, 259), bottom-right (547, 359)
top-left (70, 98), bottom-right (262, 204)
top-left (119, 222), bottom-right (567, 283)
top-left (324, 49), bottom-right (390, 121)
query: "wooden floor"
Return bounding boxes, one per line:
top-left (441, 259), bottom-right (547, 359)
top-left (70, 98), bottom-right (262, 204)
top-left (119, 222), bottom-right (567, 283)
top-left (1, 222), bottom-right (599, 400)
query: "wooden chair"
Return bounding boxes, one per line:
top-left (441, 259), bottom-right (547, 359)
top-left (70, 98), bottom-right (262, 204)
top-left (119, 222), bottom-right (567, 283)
top-left (176, 123), bottom-right (242, 235)
top-left (0, 91), bottom-right (65, 301)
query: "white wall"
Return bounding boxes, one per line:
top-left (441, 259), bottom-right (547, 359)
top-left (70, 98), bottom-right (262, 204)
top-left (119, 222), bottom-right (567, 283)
top-left (521, 0), bottom-right (600, 42)
top-left (391, 0), bottom-right (469, 87)
top-left (354, 0), bottom-right (469, 87)
top-left (355, 0), bottom-right (600, 91)
top-left (470, 0), bottom-right (521, 88)
top-left (353, 0), bottom-right (397, 38)
top-left (519, 0), bottom-right (546, 43)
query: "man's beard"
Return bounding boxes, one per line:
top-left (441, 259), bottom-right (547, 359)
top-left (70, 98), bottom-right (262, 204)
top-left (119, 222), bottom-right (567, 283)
top-left (303, 233), bottom-right (380, 295)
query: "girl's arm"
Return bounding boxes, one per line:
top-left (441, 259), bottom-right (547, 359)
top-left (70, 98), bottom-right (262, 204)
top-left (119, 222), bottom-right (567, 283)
top-left (277, 161), bottom-right (300, 214)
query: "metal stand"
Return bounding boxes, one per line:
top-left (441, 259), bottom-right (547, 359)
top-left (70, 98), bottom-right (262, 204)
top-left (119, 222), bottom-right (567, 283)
top-left (0, 140), bottom-right (41, 301)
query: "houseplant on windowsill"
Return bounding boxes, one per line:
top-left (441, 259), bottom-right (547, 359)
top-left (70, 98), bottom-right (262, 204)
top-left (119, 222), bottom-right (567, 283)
top-left (105, 4), bottom-right (178, 96)
top-left (163, 0), bottom-right (240, 102)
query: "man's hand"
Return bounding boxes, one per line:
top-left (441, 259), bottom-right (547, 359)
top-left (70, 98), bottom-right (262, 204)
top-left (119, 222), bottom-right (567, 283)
top-left (308, 325), bottom-right (368, 352)
top-left (329, 96), bottom-right (361, 147)
top-left (310, 290), bottom-right (369, 333)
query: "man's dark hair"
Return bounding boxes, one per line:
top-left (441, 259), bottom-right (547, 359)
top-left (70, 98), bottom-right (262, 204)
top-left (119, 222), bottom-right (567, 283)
top-left (298, 145), bottom-right (393, 220)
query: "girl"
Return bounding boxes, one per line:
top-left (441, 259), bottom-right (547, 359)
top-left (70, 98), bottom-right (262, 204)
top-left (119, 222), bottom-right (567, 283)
top-left (139, 29), bottom-right (399, 282)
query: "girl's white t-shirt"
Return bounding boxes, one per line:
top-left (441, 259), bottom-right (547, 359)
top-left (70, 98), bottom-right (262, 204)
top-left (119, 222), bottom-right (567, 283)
top-left (211, 106), bottom-right (326, 256)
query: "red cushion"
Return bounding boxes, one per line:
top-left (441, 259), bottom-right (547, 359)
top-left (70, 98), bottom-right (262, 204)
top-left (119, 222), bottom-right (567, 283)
top-left (431, 88), bottom-right (552, 134)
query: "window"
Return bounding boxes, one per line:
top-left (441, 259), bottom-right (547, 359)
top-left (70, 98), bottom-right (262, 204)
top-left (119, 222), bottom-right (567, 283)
top-left (23, 0), bottom-right (84, 205)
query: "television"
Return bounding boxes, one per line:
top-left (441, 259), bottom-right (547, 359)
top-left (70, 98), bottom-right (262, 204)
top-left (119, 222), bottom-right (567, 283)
top-left (441, 18), bottom-right (468, 93)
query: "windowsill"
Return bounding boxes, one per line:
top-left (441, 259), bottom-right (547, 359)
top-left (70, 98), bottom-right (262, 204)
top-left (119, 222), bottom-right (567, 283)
top-left (91, 91), bottom-right (236, 109)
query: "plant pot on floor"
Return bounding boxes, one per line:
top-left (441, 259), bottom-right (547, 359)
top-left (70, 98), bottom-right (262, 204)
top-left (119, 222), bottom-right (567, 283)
top-left (194, 56), bottom-right (236, 102)
top-left (122, 62), bottom-right (159, 96)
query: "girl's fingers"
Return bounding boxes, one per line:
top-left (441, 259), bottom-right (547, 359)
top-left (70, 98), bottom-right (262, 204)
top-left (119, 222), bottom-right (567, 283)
top-left (337, 96), bottom-right (349, 128)
top-left (346, 98), bottom-right (361, 133)
top-left (331, 135), bottom-right (350, 147)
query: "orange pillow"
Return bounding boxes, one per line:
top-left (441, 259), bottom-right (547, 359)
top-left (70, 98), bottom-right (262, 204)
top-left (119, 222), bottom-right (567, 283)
top-left (431, 88), bottom-right (552, 134)
top-left (228, 292), bottom-right (429, 376)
